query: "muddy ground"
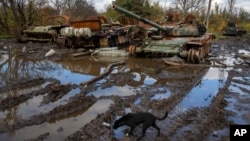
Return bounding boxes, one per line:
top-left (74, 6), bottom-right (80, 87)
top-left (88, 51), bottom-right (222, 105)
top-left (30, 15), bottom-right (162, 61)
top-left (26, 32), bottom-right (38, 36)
top-left (0, 36), bottom-right (250, 141)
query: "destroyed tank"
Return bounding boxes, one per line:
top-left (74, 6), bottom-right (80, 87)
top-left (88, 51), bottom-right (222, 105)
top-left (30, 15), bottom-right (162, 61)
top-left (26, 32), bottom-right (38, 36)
top-left (17, 15), bottom-right (69, 42)
top-left (222, 22), bottom-right (247, 36)
top-left (113, 4), bottom-right (215, 63)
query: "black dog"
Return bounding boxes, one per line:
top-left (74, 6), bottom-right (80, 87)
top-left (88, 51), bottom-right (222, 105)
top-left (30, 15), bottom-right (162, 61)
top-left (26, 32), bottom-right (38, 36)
top-left (113, 110), bottom-right (168, 140)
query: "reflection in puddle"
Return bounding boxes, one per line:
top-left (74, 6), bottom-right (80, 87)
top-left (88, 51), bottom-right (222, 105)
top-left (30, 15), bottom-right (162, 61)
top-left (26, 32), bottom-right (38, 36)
top-left (0, 99), bottom-right (113, 141)
top-left (143, 76), bottom-right (157, 85)
top-left (0, 81), bottom-right (52, 98)
top-left (229, 82), bottom-right (249, 95)
top-left (173, 67), bottom-right (227, 113)
top-left (150, 91), bottom-right (171, 101)
top-left (2, 49), bottom-right (247, 140)
top-left (225, 75), bottom-right (250, 124)
top-left (0, 88), bottom-right (81, 121)
top-left (89, 85), bottom-right (136, 98)
top-left (229, 76), bottom-right (250, 95)
top-left (0, 59), bottom-right (96, 85)
top-left (43, 62), bottom-right (94, 85)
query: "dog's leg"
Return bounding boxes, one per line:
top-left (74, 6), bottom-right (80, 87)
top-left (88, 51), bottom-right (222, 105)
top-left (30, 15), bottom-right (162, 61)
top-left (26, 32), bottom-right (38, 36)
top-left (151, 123), bottom-right (160, 136)
top-left (137, 124), bottom-right (149, 140)
top-left (129, 126), bottom-right (135, 135)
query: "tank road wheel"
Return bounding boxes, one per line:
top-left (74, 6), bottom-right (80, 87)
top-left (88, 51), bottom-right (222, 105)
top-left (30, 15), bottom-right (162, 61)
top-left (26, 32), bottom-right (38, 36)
top-left (202, 47), bottom-right (206, 57)
top-left (188, 49), bottom-right (194, 63)
top-left (132, 46), bottom-right (136, 55)
top-left (188, 49), bottom-right (192, 62)
top-left (129, 45), bottom-right (136, 56)
top-left (194, 50), bottom-right (201, 64)
top-left (188, 49), bottom-right (202, 64)
top-left (199, 48), bottom-right (204, 60)
top-left (129, 45), bottom-right (132, 55)
top-left (191, 49), bottom-right (196, 63)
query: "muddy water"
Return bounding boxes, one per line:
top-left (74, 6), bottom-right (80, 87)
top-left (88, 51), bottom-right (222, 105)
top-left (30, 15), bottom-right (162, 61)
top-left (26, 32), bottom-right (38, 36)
top-left (0, 44), bottom-right (249, 140)
top-left (0, 99), bottom-right (113, 141)
top-left (173, 67), bottom-right (228, 113)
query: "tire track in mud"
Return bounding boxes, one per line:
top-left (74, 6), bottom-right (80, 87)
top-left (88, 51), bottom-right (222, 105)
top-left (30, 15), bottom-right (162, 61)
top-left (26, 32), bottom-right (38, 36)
top-left (0, 77), bottom-right (46, 93)
top-left (0, 61), bottom-right (126, 140)
top-left (157, 68), bottom-right (246, 141)
top-left (65, 66), bottom-right (210, 141)
top-left (0, 78), bottom-right (59, 111)
top-left (158, 94), bottom-right (228, 141)
top-left (0, 92), bottom-right (97, 133)
top-left (0, 77), bottom-right (98, 134)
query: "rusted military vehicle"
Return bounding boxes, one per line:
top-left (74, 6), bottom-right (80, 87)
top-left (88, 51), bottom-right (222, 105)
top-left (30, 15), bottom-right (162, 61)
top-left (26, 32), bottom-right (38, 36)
top-left (56, 16), bottom-right (128, 48)
top-left (222, 22), bottom-right (247, 36)
top-left (113, 4), bottom-right (215, 63)
top-left (17, 15), bottom-right (69, 42)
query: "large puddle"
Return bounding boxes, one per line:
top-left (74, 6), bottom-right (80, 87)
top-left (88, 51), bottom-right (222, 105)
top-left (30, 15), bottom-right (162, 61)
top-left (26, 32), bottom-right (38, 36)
top-left (173, 67), bottom-right (228, 113)
top-left (0, 99), bottom-right (113, 141)
top-left (0, 47), bottom-right (249, 140)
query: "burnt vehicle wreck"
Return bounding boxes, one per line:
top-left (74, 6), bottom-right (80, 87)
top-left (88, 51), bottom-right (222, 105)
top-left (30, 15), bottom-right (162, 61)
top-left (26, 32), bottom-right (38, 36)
top-left (222, 22), bottom-right (247, 36)
top-left (113, 4), bottom-right (215, 63)
top-left (17, 15), bottom-right (70, 42)
top-left (56, 16), bottom-right (128, 48)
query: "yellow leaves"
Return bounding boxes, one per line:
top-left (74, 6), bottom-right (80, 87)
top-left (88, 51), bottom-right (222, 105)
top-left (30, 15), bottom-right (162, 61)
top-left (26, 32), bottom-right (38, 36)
top-left (217, 20), bottom-right (227, 31)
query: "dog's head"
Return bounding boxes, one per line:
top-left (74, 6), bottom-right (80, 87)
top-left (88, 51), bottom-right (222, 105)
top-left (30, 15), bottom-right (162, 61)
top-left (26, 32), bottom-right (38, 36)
top-left (113, 114), bottom-right (131, 129)
top-left (113, 118), bottom-right (124, 129)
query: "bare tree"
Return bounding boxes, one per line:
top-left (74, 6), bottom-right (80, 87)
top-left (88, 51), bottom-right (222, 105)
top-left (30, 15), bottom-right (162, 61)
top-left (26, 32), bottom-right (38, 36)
top-left (228, 0), bottom-right (236, 15)
top-left (205, 0), bottom-right (212, 29)
top-left (0, 0), bottom-right (10, 32)
top-left (49, 0), bottom-right (65, 15)
top-left (0, 0), bottom-right (47, 34)
top-left (172, 0), bottom-right (206, 17)
top-left (49, 0), bottom-right (98, 20)
top-left (64, 0), bottom-right (98, 20)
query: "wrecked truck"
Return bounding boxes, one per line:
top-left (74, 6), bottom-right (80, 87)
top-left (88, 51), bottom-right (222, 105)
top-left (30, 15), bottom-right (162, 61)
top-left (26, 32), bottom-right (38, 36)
top-left (113, 4), bottom-right (215, 64)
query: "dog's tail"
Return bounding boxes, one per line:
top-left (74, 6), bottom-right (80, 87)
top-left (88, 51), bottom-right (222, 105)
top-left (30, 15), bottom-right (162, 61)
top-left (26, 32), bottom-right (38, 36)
top-left (155, 110), bottom-right (168, 120)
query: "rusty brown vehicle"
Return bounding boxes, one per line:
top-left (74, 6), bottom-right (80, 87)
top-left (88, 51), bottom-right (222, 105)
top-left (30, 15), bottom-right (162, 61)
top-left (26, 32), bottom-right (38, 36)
top-left (113, 4), bottom-right (215, 64)
top-left (56, 16), bottom-right (128, 48)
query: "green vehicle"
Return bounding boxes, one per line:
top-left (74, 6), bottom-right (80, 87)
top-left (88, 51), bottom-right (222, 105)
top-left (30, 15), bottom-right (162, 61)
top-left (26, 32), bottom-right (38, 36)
top-left (112, 4), bottom-right (215, 63)
top-left (17, 15), bottom-right (69, 42)
top-left (222, 22), bottom-right (247, 36)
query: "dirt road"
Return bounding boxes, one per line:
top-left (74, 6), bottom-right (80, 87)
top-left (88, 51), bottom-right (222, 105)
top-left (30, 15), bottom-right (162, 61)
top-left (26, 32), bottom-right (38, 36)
top-left (0, 36), bottom-right (250, 141)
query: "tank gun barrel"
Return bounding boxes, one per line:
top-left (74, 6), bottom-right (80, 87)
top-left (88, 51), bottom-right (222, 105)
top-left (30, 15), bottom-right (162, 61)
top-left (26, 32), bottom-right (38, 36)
top-left (112, 4), bottom-right (168, 32)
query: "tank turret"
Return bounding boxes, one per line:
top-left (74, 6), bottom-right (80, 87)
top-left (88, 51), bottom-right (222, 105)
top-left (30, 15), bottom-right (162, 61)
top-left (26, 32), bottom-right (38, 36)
top-left (112, 3), bottom-right (214, 64)
top-left (112, 4), bottom-right (168, 32)
top-left (112, 3), bottom-right (206, 37)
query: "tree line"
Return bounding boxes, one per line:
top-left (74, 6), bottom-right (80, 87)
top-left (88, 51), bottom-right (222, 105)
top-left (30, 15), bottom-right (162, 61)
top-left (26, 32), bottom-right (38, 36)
top-left (0, 0), bottom-right (249, 35)
top-left (106, 0), bottom-right (250, 32)
top-left (0, 0), bottom-right (98, 34)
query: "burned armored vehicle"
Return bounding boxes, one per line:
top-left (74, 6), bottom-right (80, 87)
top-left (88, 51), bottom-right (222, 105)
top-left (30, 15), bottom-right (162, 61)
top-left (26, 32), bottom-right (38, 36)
top-left (222, 22), bottom-right (247, 36)
top-left (17, 15), bottom-right (69, 42)
top-left (113, 4), bottom-right (215, 63)
top-left (56, 16), bottom-right (128, 48)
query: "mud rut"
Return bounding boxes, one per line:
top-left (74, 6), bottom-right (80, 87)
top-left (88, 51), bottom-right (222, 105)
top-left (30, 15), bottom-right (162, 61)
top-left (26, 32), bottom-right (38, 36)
top-left (65, 67), bottom-right (229, 141)
top-left (65, 37), bottom-right (250, 141)
top-left (0, 37), bottom-right (250, 141)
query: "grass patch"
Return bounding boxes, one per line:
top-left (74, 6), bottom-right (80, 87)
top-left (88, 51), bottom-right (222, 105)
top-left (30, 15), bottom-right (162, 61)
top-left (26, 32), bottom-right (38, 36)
top-left (0, 34), bottom-right (14, 39)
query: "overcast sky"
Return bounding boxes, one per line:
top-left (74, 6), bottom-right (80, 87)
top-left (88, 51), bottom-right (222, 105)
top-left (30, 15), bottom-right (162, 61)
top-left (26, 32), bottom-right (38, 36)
top-left (90, 0), bottom-right (250, 13)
